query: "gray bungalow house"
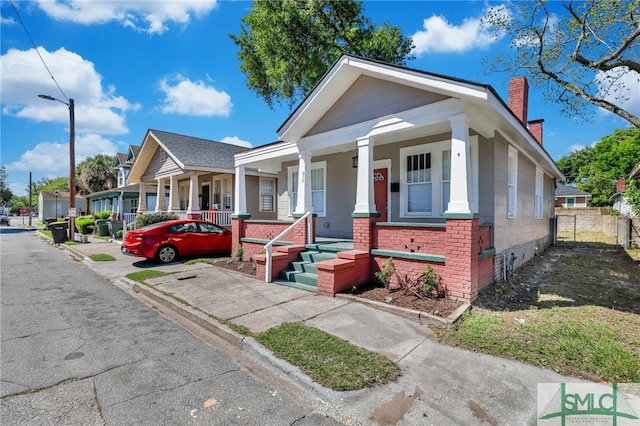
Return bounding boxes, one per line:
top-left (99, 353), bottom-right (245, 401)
top-left (232, 55), bottom-right (564, 302)
top-left (127, 129), bottom-right (277, 226)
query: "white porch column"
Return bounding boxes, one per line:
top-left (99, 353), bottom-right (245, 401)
top-left (354, 136), bottom-right (377, 213)
top-left (447, 114), bottom-right (472, 214)
top-left (167, 175), bottom-right (179, 212)
top-left (234, 165), bottom-right (247, 215)
top-left (187, 172), bottom-right (200, 213)
top-left (138, 183), bottom-right (147, 213)
top-left (295, 151), bottom-right (313, 214)
top-left (155, 178), bottom-right (166, 212)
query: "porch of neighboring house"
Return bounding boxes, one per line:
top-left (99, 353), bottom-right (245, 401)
top-left (135, 172), bottom-right (240, 228)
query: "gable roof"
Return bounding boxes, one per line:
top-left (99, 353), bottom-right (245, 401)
top-left (555, 184), bottom-right (592, 198)
top-left (115, 153), bottom-right (128, 167)
top-left (239, 54), bottom-right (563, 180)
top-left (128, 129), bottom-right (248, 182)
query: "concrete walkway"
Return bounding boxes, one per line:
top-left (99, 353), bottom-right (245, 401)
top-left (53, 233), bottom-right (583, 425)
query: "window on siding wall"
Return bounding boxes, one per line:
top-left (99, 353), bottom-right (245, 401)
top-left (259, 177), bottom-right (275, 212)
top-left (407, 153), bottom-right (432, 213)
top-left (288, 162), bottom-right (326, 216)
top-left (508, 145), bottom-right (518, 218)
top-left (223, 177), bottom-right (232, 210)
top-left (567, 197), bottom-right (575, 208)
top-left (535, 168), bottom-right (543, 219)
top-left (130, 198), bottom-right (138, 213)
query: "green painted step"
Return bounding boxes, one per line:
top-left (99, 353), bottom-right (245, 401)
top-left (280, 270), bottom-right (317, 287)
top-left (292, 261), bottom-right (318, 275)
top-left (272, 279), bottom-right (317, 293)
top-left (300, 251), bottom-right (337, 263)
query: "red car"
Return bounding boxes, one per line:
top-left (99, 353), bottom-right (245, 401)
top-left (121, 220), bottom-right (232, 263)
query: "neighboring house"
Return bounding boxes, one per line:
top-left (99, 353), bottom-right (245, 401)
top-left (611, 163), bottom-right (640, 215)
top-left (127, 129), bottom-right (277, 227)
top-left (555, 184), bottom-right (592, 209)
top-left (38, 191), bottom-right (87, 220)
top-left (88, 145), bottom-right (143, 224)
top-left (233, 55), bottom-right (564, 302)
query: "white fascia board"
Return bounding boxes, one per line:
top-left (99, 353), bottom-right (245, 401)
top-left (128, 133), bottom-right (158, 183)
top-left (349, 58), bottom-right (489, 102)
top-left (235, 142), bottom-right (299, 168)
top-left (299, 99), bottom-right (464, 151)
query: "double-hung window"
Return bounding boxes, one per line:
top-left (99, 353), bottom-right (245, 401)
top-left (507, 145), bottom-right (518, 218)
top-left (259, 177), bottom-right (275, 212)
top-left (288, 161), bottom-right (326, 216)
top-left (407, 152), bottom-right (432, 214)
top-left (442, 150), bottom-right (451, 214)
top-left (534, 168), bottom-right (543, 219)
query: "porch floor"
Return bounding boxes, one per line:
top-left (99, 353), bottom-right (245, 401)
top-left (306, 237), bottom-right (354, 253)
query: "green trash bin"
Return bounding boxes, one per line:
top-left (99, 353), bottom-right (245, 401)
top-left (108, 220), bottom-right (124, 239)
top-left (50, 221), bottom-right (68, 244)
top-left (96, 219), bottom-right (110, 236)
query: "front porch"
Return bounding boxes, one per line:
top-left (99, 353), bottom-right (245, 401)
top-left (235, 214), bottom-right (495, 302)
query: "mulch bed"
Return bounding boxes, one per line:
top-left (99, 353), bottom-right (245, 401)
top-left (209, 259), bottom-right (464, 318)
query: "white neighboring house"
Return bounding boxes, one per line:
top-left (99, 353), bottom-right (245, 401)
top-left (611, 163), bottom-right (640, 216)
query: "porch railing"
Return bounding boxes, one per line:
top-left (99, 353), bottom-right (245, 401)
top-left (201, 210), bottom-right (232, 227)
top-left (123, 213), bottom-right (136, 226)
top-left (264, 211), bottom-right (312, 282)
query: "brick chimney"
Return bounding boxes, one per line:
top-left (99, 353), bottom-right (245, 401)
top-left (508, 76), bottom-right (529, 124)
top-left (617, 177), bottom-right (626, 192)
top-left (528, 119), bottom-right (544, 145)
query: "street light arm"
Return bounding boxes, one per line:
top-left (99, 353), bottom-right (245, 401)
top-left (37, 94), bottom-right (69, 106)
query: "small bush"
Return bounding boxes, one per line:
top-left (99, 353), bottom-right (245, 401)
top-left (116, 229), bottom-right (123, 239)
top-left (134, 212), bottom-right (178, 229)
top-left (375, 257), bottom-right (395, 288)
top-left (94, 211), bottom-right (112, 220)
top-left (75, 215), bottom-right (96, 235)
top-left (234, 244), bottom-right (244, 260)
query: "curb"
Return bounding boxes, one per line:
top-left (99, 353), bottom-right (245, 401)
top-left (335, 293), bottom-right (470, 328)
top-left (123, 278), bottom-right (245, 349)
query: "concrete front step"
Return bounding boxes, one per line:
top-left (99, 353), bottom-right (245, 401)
top-left (300, 251), bottom-right (337, 263)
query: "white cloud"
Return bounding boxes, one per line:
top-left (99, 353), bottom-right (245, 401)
top-left (569, 144), bottom-right (585, 153)
top-left (1, 14), bottom-right (16, 25)
top-left (221, 136), bottom-right (252, 149)
top-left (35, 0), bottom-right (218, 35)
top-left (596, 67), bottom-right (640, 118)
top-left (159, 76), bottom-right (232, 117)
top-left (0, 47), bottom-right (138, 135)
top-left (5, 134), bottom-right (118, 175)
top-left (411, 5), bottom-right (508, 55)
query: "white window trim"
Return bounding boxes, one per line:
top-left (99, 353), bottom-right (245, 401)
top-left (535, 168), bottom-right (543, 219)
top-left (399, 141), bottom-right (449, 218)
top-left (566, 197), bottom-right (576, 208)
top-left (507, 145), bottom-right (518, 219)
top-left (259, 177), bottom-right (276, 212)
top-left (287, 161), bottom-right (326, 217)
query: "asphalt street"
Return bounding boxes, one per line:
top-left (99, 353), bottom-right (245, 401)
top-left (0, 227), bottom-right (339, 425)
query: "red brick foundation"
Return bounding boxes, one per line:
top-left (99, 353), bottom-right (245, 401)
top-left (444, 217), bottom-right (479, 301)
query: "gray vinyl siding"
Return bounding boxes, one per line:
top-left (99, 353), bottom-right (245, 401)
top-left (246, 175), bottom-right (277, 220)
top-left (309, 76), bottom-right (449, 136)
top-left (142, 146), bottom-right (181, 180)
top-left (477, 135), bottom-right (495, 223)
top-left (492, 132), bottom-right (552, 253)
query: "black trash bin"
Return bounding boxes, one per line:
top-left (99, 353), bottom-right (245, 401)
top-left (50, 221), bottom-right (68, 244)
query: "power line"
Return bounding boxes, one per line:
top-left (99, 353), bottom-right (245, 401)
top-left (9, 0), bottom-right (68, 102)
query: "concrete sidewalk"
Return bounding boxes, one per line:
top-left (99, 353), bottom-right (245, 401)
top-left (56, 233), bottom-right (579, 425)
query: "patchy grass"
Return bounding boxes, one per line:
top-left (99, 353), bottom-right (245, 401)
top-left (256, 322), bottom-right (401, 391)
top-left (89, 253), bottom-right (115, 262)
top-left (39, 230), bottom-right (52, 238)
top-left (125, 270), bottom-right (168, 284)
top-left (184, 257), bottom-right (215, 265)
top-left (441, 241), bottom-right (640, 383)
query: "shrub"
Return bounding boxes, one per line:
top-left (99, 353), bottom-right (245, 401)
top-left (234, 244), bottom-right (244, 260)
top-left (374, 257), bottom-right (395, 288)
top-left (134, 212), bottom-right (178, 229)
top-left (397, 265), bottom-right (445, 299)
top-left (75, 215), bottom-right (96, 235)
top-left (116, 229), bottom-right (123, 239)
top-left (94, 211), bottom-right (112, 220)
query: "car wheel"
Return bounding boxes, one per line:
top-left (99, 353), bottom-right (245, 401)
top-left (156, 245), bottom-right (178, 263)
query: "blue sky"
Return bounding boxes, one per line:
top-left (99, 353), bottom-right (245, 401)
top-left (1, 0), bottom-right (636, 197)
